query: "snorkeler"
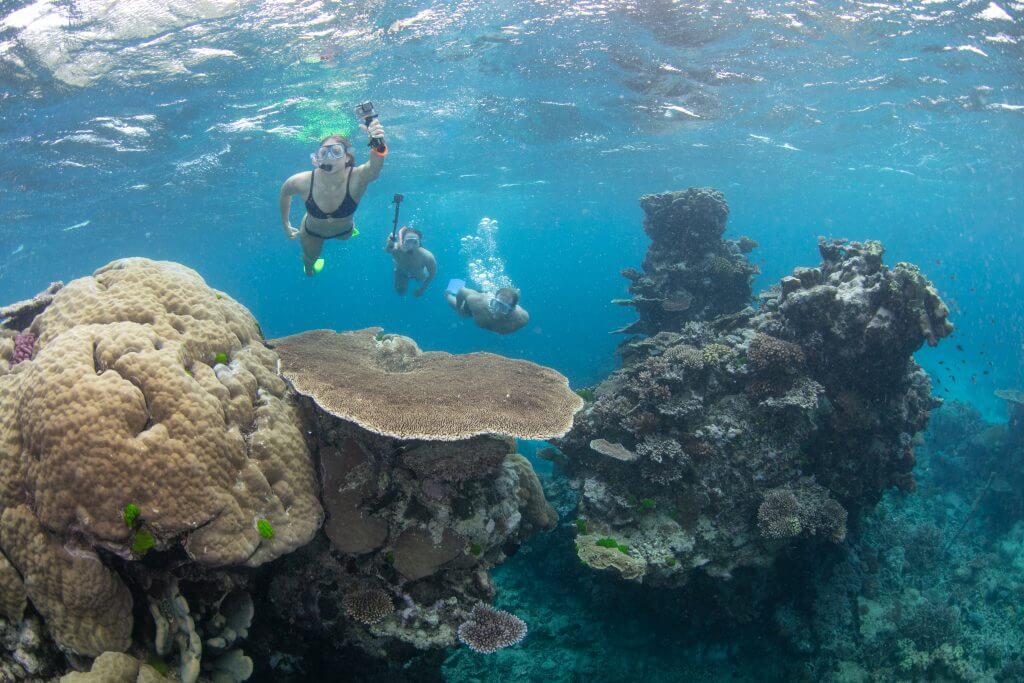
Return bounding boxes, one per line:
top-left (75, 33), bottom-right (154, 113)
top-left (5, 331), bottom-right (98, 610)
top-left (385, 226), bottom-right (436, 296)
top-left (278, 119), bottom-right (387, 276)
top-left (444, 280), bottom-right (529, 335)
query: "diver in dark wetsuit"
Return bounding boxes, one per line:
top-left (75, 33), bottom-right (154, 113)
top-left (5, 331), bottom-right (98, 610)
top-left (278, 119), bottom-right (387, 276)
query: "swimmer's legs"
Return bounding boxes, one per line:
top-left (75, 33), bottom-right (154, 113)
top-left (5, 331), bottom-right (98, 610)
top-left (299, 223), bottom-right (325, 277)
top-left (394, 270), bottom-right (409, 295)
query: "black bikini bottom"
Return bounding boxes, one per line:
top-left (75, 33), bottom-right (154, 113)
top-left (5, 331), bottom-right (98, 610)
top-left (304, 222), bottom-right (353, 240)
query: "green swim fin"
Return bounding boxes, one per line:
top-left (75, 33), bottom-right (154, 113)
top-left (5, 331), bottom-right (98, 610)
top-left (351, 226), bottom-right (360, 238)
top-left (313, 258), bottom-right (325, 273)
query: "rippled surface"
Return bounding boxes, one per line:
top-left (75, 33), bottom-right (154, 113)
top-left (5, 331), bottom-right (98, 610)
top-left (1, 0), bottom-right (1022, 403)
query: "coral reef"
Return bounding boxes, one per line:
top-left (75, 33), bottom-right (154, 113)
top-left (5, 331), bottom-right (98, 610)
top-left (558, 189), bottom-right (951, 587)
top-left (768, 400), bottom-right (1024, 681)
top-left (249, 328), bottom-right (571, 677)
top-left (0, 262), bottom-right (579, 681)
top-left (612, 188), bottom-right (758, 335)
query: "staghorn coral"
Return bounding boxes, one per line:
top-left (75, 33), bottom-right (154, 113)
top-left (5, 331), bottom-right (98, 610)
top-left (342, 588), bottom-right (395, 626)
top-left (271, 328), bottom-right (582, 441)
top-left (456, 604), bottom-right (527, 654)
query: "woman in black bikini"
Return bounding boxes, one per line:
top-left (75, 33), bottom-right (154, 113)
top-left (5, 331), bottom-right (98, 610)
top-left (278, 119), bottom-right (387, 275)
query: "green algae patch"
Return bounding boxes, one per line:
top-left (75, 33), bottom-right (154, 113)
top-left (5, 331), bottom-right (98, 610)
top-left (123, 503), bottom-right (140, 528)
top-left (576, 534), bottom-right (647, 581)
top-left (257, 518), bottom-right (275, 540)
top-left (132, 529), bottom-right (155, 555)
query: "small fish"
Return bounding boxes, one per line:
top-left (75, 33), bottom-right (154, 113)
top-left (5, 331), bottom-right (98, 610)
top-left (983, 370), bottom-right (989, 375)
top-left (938, 360), bottom-right (945, 365)
top-left (956, 344), bottom-right (964, 351)
top-left (950, 274), bottom-right (956, 281)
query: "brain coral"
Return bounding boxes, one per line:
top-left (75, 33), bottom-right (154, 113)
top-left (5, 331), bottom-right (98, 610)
top-left (0, 259), bottom-right (323, 652)
top-left (271, 328), bottom-right (583, 440)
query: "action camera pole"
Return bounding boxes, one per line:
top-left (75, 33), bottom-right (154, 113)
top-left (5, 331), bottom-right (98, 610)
top-left (391, 194), bottom-right (404, 239)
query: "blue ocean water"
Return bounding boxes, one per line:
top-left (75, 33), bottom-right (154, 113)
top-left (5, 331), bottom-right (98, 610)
top-left (1, 1), bottom-right (1023, 680)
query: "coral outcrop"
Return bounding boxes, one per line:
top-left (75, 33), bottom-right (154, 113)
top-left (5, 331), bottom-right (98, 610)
top-left (558, 189), bottom-right (951, 586)
top-left (254, 328), bottom-right (574, 674)
top-left (0, 259), bottom-right (320, 677)
top-left (0, 262), bottom-right (580, 681)
top-left (613, 188), bottom-right (758, 335)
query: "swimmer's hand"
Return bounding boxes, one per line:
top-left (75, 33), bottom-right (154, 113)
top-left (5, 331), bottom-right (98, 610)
top-left (361, 119), bottom-right (385, 142)
top-left (285, 223), bottom-right (299, 240)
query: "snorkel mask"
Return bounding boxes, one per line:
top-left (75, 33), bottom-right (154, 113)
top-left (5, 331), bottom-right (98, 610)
top-left (488, 295), bottom-right (513, 317)
top-left (310, 142), bottom-right (352, 173)
top-left (398, 226), bottom-right (420, 252)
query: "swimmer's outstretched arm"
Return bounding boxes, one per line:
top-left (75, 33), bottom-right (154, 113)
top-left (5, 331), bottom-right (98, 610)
top-left (278, 172), bottom-right (306, 239)
top-left (352, 120), bottom-right (387, 191)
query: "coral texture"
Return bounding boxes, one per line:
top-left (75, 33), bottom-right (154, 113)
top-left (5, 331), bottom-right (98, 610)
top-left (456, 604), bottom-right (527, 654)
top-left (613, 188), bottom-right (758, 335)
top-left (342, 588), bottom-right (395, 626)
top-left (558, 190), bottom-right (951, 587)
top-left (271, 328), bottom-right (583, 440)
top-left (0, 258), bottom-right (321, 570)
top-left (0, 258), bottom-right (321, 661)
top-left (59, 651), bottom-right (165, 683)
top-left (260, 334), bottom-right (566, 662)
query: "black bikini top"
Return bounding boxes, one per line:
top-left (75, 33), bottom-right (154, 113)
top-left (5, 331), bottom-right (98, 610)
top-left (305, 169), bottom-right (357, 220)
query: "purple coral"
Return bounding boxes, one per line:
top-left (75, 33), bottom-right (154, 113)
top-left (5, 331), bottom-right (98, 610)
top-left (10, 332), bottom-right (36, 366)
top-left (456, 604), bottom-right (527, 654)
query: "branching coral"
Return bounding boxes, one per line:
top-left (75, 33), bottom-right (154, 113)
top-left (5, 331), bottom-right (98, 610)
top-left (747, 334), bottom-right (805, 374)
top-left (456, 604), bottom-right (527, 654)
top-left (342, 587), bottom-right (395, 626)
top-left (757, 482), bottom-right (847, 543)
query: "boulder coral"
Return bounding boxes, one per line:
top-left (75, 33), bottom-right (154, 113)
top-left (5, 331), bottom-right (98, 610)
top-left (558, 190), bottom-right (951, 587)
top-left (0, 258), bottom-right (322, 661)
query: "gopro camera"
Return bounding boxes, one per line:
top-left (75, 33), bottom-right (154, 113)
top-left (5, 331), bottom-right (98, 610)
top-left (355, 101), bottom-right (386, 152)
top-left (355, 101), bottom-right (377, 122)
